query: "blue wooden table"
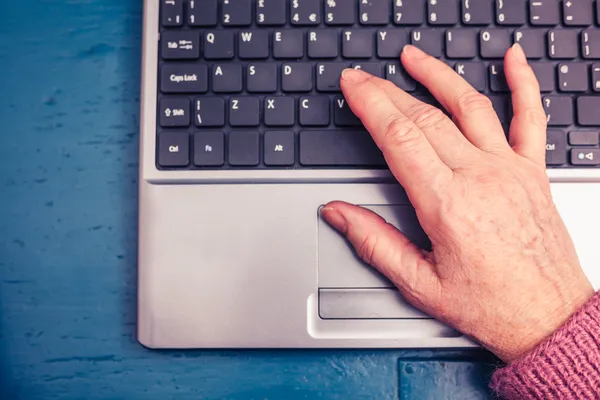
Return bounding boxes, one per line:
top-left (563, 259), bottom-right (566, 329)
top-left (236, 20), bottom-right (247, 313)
top-left (0, 1), bottom-right (498, 398)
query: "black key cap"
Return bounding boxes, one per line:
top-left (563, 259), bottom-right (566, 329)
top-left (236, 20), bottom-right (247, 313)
top-left (569, 131), bottom-right (599, 146)
top-left (489, 95), bottom-right (510, 129)
top-left (530, 0), bottom-right (559, 25)
top-left (593, 63), bottom-right (600, 92)
top-left (161, 0), bottom-right (183, 26)
top-left (514, 29), bottom-right (545, 59)
top-left (543, 96), bottom-right (573, 126)
top-left (282, 63), bottom-right (313, 92)
top-left (496, 0), bottom-right (526, 25)
top-left (530, 62), bottom-right (555, 92)
top-left (558, 63), bottom-right (588, 92)
top-left (274, 31), bottom-right (304, 58)
top-left (158, 132), bottom-right (189, 167)
top-left (334, 96), bottom-right (362, 126)
top-left (291, 0), bottom-right (321, 25)
top-left (428, 0), bottom-right (459, 25)
top-left (257, 0), bottom-right (287, 25)
top-left (583, 29), bottom-right (600, 59)
top-left (188, 0), bottom-right (218, 26)
top-left (161, 31), bottom-right (200, 60)
top-left (577, 97), bottom-right (600, 126)
top-left (204, 31), bottom-right (234, 59)
top-left (563, 0), bottom-right (593, 26)
top-left (597, 0), bottom-right (600, 25)
top-left (265, 97), bottom-right (295, 126)
top-left (545, 130), bottom-right (567, 165)
top-left (247, 64), bottom-right (278, 93)
top-left (480, 29), bottom-right (511, 58)
top-left (394, 0), bottom-right (425, 25)
top-left (352, 63), bottom-right (383, 77)
top-left (446, 29), bottom-right (477, 58)
top-left (462, 0), bottom-right (492, 25)
top-left (455, 62), bottom-right (486, 92)
top-left (299, 131), bottom-right (385, 166)
top-left (230, 97), bottom-right (260, 127)
top-left (229, 131), bottom-right (260, 166)
top-left (571, 148), bottom-right (600, 165)
top-left (308, 29), bottom-right (339, 58)
top-left (264, 131), bottom-right (295, 166)
top-left (212, 64), bottom-right (243, 93)
top-left (343, 30), bottom-right (373, 58)
top-left (489, 62), bottom-right (508, 92)
top-left (161, 64), bottom-right (208, 93)
top-left (160, 97), bottom-right (190, 127)
top-left (222, 0), bottom-right (252, 26)
top-left (411, 29), bottom-right (442, 58)
top-left (360, 0), bottom-right (390, 25)
top-left (194, 131), bottom-right (224, 166)
top-left (239, 30), bottom-right (269, 59)
top-left (317, 63), bottom-right (348, 92)
top-left (378, 29), bottom-right (409, 58)
top-left (326, 0), bottom-right (356, 25)
top-left (300, 96), bottom-right (330, 126)
top-left (194, 97), bottom-right (225, 127)
top-left (549, 30), bottom-right (578, 59)
top-left (386, 62), bottom-right (417, 91)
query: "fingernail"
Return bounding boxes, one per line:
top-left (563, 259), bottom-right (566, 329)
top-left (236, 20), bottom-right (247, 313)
top-left (402, 44), bottom-right (427, 60)
top-left (341, 68), bottom-right (371, 84)
top-left (512, 43), bottom-right (527, 65)
top-left (320, 207), bottom-right (348, 233)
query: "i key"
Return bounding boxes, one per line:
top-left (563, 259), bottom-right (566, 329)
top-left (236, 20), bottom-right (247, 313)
top-left (222, 0), bottom-right (252, 26)
top-left (291, 0), bottom-right (321, 25)
top-left (446, 29), bottom-right (477, 58)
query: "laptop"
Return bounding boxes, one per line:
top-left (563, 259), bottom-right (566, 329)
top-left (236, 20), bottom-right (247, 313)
top-left (137, 0), bottom-right (600, 348)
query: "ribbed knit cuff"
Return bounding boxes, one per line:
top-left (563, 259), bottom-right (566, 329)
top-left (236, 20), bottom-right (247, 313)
top-left (490, 291), bottom-right (600, 400)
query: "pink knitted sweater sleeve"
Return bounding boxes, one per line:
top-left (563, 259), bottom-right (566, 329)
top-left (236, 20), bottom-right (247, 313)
top-left (490, 291), bottom-right (600, 399)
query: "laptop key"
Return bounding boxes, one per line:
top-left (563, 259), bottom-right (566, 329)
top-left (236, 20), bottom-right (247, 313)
top-left (428, 0), bottom-right (459, 25)
top-left (571, 149), bottom-right (600, 165)
top-left (222, 0), bottom-right (252, 26)
top-left (300, 96), bottom-right (330, 126)
top-left (247, 64), bottom-right (278, 93)
top-left (446, 29), bottom-right (477, 58)
top-left (194, 98), bottom-right (225, 127)
top-left (360, 0), bottom-right (390, 25)
top-left (530, 0), bottom-right (559, 26)
top-left (593, 64), bottom-right (600, 92)
top-left (577, 97), bottom-right (600, 126)
top-left (160, 64), bottom-right (208, 93)
top-left (496, 0), bottom-right (526, 25)
top-left (563, 0), bottom-right (593, 26)
top-left (582, 30), bottom-right (600, 59)
top-left (489, 95), bottom-right (510, 126)
top-left (229, 131), bottom-right (260, 166)
top-left (299, 131), bottom-right (386, 166)
top-left (394, 0), bottom-right (425, 25)
top-left (352, 63), bottom-right (382, 78)
top-left (530, 62), bottom-right (555, 92)
top-left (569, 131), bottom-right (599, 146)
top-left (514, 29), bottom-right (545, 59)
top-left (161, 0), bottom-right (183, 27)
top-left (544, 96), bottom-right (573, 126)
top-left (188, 0), bottom-right (218, 26)
top-left (212, 64), bottom-right (243, 93)
top-left (264, 131), bottom-right (295, 166)
top-left (545, 130), bottom-right (566, 165)
top-left (386, 62), bottom-right (417, 91)
top-left (282, 63), bottom-right (313, 92)
top-left (229, 97), bottom-right (260, 127)
top-left (455, 62), bottom-right (486, 92)
top-left (264, 97), bottom-right (295, 126)
top-left (317, 63), bottom-right (348, 92)
top-left (377, 30), bottom-right (409, 58)
top-left (343, 30), bottom-right (373, 58)
top-left (558, 63), bottom-right (588, 92)
top-left (326, 0), bottom-right (356, 25)
top-left (257, 0), bottom-right (287, 25)
top-left (161, 31), bottom-right (200, 60)
top-left (158, 132), bottom-right (189, 167)
top-left (480, 29), bottom-right (511, 59)
top-left (204, 31), bottom-right (234, 59)
top-left (239, 30), bottom-right (269, 59)
top-left (291, 0), bottom-right (321, 25)
top-left (334, 96), bottom-right (362, 127)
top-left (461, 0), bottom-right (492, 25)
top-left (411, 29), bottom-right (442, 58)
top-left (489, 62), bottom-right (509, 92)
top-left (549, 30), bottom-right (578, 59)
top-left (160, 97), bottom-right (190, 127)
top-left (273, 31), bottom-right (304, 58)
top-left (194, 131), bottom-right (225, 167)
top-left (308, 29), bottom-right (339, 58)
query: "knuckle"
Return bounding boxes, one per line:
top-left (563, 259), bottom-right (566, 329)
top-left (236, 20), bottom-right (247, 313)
top-left (357, 234), bottom-right (379, 266)
top-left (382, 115), bottom-right (421, 150)
top-left (411, 105), bottom-right (448, 131)
top-left (455, 91), bottom-right (493, 115)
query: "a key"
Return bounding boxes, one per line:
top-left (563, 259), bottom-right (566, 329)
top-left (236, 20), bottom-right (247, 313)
top-left (161, 31), bottom-right (200, 60)
top-left (558, 63), bottom-right (588, 92)
top-left (308, 29), bottom-right (339, 58)
top-left (161, 64), bottom-right (208, 93)
top-left (282, 63), bottom-right (313, 92)
top-left (394, 0), bottom-right (425, 25)
top-left (194, 131), bottom-right (224, 166)
top-left (583, 29), bottom-right (600, 59)
top-left (530, 62), bottom-right (555, 92)
top-left (326, 0), bottom-right (356, 25)
top-left (514, 29), bottom-right (545, 59)
top-left (204, 31), bottom-right (234, 59)
top-left (273, 31), bottom-right (304, 58)
top-left (359, 0), bottom-right (390, 25)
top-left (229, 131), bottom-right (260, 166)
top-left (569, 131), bottom-right (599, 146)
top-left (549, 30), bottom-right (578, 59)
top-left (160, 97), bottom-right (190, 127)
top-left (194, 97), bottom-right (225, 127)
top-left (334, 96), bottom-right (362, 126)
top-left (238, 30), bottom-right (269, 59)
top-left (446, 29), bottom-right (477, 58)
top-left (317, 63), bottom-right (348, 92)
top-left (496, 0), bottom-right (526, 25)
top-left (265, 97), bottom-right (295, 126)
top-left (530, 0), bottom-right (559, 25)
top-left (543, 96), bottom-right (573, 126)
top-left (480, 29), bottom-right (511, 58)
top-left (257, 0), bottom-right (287, 25)
top-left (428, 0), bottom-right (459, 25)
top-left (343, 30), bottom-right (373, 58)
top-left (571, 148), bottom-right (600, 165)
top-left (386, 62), bottom-right (417, 91)
top-left (489, 95), bottom-right (510, 128)
top-left (455, 62), bottom-right (486, 92)
top-left (188, 0), bottom-right (218, 26)
top-left (578, 97), bottom-right (600, 126)
top-left (411, 29), bottom-right (442, 58)
top-left (563, 0), bottom-right (593, 26)
top-left (230, 97), bottom-right (260, 127)
top-left (299, 97), bottom-right (330, 126)
top-left (222, 0), bottom-right (252, 26)
top-left (161, 0), bottom-right (183, 26)
top-left (158, 132), bottom-right (189, 167)
top-left (247, 64), bottom-right (278, 93)
top-left (299, 131), bottom-right (385, 166)
top-left (593, 63), bottom-right (600, 92)
top-left (264, 131), bottom-right (295, 166)
top-left (352, 63), bottom-right (383, 77)
top-left (489, 62), bottom-right (508, 92)
top-left (291, 0), bottom-right (321, 25)
top-left (378, 30), bottom-right (409, 58)
top-left (212, 64), bottom-right (243, 93)
top-left (462, 0), bottom-right (492, 25)
top-left (545, 130), bottom-right (567, 165)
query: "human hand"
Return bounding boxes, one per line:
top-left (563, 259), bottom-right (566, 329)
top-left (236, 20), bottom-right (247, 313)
top-left (320, 44), bottom-right (595, 363)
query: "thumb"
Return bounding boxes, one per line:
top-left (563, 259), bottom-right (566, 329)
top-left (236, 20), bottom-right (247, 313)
top-left (320, 201), bottom-right (442, 309)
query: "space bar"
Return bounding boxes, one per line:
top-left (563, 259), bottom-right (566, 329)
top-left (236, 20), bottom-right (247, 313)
top-left (299, 130), bottom-right (386, 166)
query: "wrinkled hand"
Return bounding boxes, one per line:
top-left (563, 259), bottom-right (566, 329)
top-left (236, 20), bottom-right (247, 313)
top-left (320, 44), bottom-right (594, 363)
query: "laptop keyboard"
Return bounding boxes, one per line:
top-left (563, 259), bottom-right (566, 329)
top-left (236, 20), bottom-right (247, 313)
top-left (156, 0), bottom-right (600, 170)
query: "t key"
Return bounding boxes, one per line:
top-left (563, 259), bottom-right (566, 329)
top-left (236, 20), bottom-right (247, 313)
top-left (343, 30), bottom-right (373, 58)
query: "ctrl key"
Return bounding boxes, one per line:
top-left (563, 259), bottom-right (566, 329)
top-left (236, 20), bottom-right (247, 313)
top-left (545, 130), bottom-right (566, 166)
top-left (158, 132), bottom-right (189, 167)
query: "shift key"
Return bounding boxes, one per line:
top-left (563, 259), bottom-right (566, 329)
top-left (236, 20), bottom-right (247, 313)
top-left (546, 130), bottom-right (566, 166)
